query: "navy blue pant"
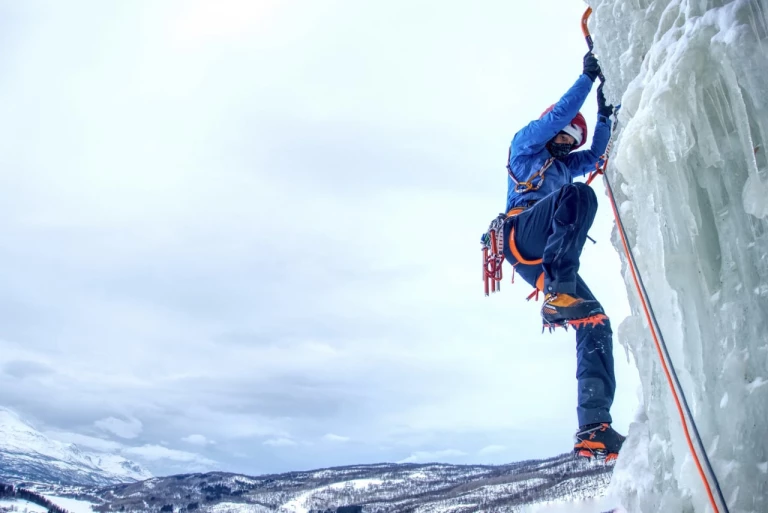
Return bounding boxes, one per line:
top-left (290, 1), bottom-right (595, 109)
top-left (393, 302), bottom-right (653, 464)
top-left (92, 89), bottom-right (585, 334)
top-left (505, 183), bottom-right (615, 427)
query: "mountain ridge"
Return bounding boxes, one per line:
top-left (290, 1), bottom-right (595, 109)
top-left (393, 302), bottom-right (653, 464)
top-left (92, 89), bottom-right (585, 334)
top-left (15, 453), bottom-right (613, 512)
top-left (0, 407), bottom-right (151, 486)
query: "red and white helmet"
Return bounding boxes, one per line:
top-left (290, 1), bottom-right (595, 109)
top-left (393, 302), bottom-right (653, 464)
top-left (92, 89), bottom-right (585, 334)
top-left (540, 105), bottom-right (588, 149)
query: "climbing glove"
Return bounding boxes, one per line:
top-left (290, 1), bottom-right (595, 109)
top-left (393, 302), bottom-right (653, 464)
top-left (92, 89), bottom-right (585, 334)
top-left (583, 52), bottom-right (601, 82)
top-left (597, 82), bottom-right (614, 117)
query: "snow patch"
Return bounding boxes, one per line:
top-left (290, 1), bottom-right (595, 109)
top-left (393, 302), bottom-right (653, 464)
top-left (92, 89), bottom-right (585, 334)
top-left (209, 503), bottom-right (272, 513)
top-left (43, 496), bottom-right (96, 513)
top-left (746, 377), bottom-right (767, 393)
top-left (743, 173), bottom-right (768, 219)
top-left (328, 478), bottom-right (383, 490)
top-left (522, 497), bottom-right (624, 513)
top-left (0, 499), bottom-right (48, 513)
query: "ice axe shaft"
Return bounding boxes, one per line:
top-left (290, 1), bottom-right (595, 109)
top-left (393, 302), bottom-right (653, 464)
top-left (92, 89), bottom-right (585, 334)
top-left (581, 7), bottom-right (605, 83)
top-left (581, 7), bottom-right (595, 50)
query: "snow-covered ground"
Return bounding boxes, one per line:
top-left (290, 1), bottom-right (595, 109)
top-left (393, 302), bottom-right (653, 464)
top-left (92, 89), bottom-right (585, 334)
top-left (588, 0), bottom-right (768, 511)
top-left (280, 478), bottom-right (383, 512)
top-left (0, 499), bottom-right (48, 513)
top-left (280, 489), bottom-right (319, 513)
top-left (328, 478), bottom-right (383, 490)
top-left (522, 496), bottom-right (625, 513)
top-left (209, 503), bottom-right (272, 513)
top-left (43, 496), bottom-right (96, 513)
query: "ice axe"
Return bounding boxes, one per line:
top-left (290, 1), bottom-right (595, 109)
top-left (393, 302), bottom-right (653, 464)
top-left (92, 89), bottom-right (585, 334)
top-left (580, 5), bottom-right (618, 185)
top-left (581, 7), bottom-right (605, 83)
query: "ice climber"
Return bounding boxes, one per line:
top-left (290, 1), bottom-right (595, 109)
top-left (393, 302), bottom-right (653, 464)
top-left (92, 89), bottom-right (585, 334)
top-left (501, 52), bottom-right (625, 460)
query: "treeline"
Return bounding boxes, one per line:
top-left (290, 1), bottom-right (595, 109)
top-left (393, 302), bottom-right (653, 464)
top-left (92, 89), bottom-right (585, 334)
top-left (0, 483), bottom-right (70, 513)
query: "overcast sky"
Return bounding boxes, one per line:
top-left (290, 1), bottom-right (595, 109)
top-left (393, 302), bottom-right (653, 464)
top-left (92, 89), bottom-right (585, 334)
top-left (0, 0), bottom-right (641, 477)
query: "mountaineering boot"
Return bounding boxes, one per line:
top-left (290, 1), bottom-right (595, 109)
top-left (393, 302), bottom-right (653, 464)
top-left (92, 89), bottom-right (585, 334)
top-left (574, 423), bottom-right (626, 462)
top-left (541, 293), bottom-right (605, 327)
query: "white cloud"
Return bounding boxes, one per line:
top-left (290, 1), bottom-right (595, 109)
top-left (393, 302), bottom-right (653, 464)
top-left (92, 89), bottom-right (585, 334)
top-left (123, 444), bottom-right (216, 465)
top-left (94, 417), bottom-right (143, 439)
top-left (397, 449), bottom-right (467, 464)
top-left (46, 431), bottom-right (124, 452)
top-left (263, 438), bottom-right (297, 447)
top-left (181, 434), bottom-right (212, 446)
top-left (169, 0), bottom-right (280, 47)
top-left (48, 430), bottom-right (217, 468)
top-left (322, 433), bottom-right (350, 443)
top-left (478, 445), bottom-right (507, 455)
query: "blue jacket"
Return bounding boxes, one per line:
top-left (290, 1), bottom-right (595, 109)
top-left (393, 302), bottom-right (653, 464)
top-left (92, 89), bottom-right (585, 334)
top-left (506, 74), bottom-right (611, 211)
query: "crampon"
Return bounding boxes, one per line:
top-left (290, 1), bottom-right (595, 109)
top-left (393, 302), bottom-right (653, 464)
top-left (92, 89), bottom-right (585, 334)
top-left (542, 313), bottom-right (609, 333)
top-left (574, 446), bottom-right (619, 463)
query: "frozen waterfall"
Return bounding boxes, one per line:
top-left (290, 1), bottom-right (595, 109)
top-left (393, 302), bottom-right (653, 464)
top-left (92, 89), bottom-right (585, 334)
top-left (588, 0), bottom-right (768, 511)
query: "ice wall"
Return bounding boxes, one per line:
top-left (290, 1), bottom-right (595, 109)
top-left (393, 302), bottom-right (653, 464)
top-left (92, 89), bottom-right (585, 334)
top-left (587, 0), bottom-right (768, 511)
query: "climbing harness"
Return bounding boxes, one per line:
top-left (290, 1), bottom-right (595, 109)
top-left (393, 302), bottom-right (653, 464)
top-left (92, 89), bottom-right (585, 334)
top-left (581, 7), bottom-right (730, 513)
top-left (481, 205), bottom-right (542, 298)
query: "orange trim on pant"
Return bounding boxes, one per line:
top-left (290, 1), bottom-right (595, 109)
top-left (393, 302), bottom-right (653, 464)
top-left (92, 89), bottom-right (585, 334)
top-left (507, 227), bottom-right (543, 266)
top-left (506, 207), bottom-right (544, 272)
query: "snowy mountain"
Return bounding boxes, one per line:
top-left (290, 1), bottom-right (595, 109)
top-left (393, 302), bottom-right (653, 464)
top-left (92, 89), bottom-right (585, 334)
top-left (588, 0), bottom-right (768, 511)
top-left (17, 454), bottom-right (613, 513)
top-left (0, 407), bottom-right (616, 512)
top-left (0, 408), bottom-right (151, 486)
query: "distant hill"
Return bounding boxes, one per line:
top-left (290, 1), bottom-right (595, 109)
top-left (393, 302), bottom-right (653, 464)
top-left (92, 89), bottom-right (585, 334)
top-left (20, 453), bottom-right (612, 512)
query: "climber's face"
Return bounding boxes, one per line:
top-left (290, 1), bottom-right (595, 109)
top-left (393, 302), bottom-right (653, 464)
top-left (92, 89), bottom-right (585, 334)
top-left (553, 132), bottom-right (576, 145)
